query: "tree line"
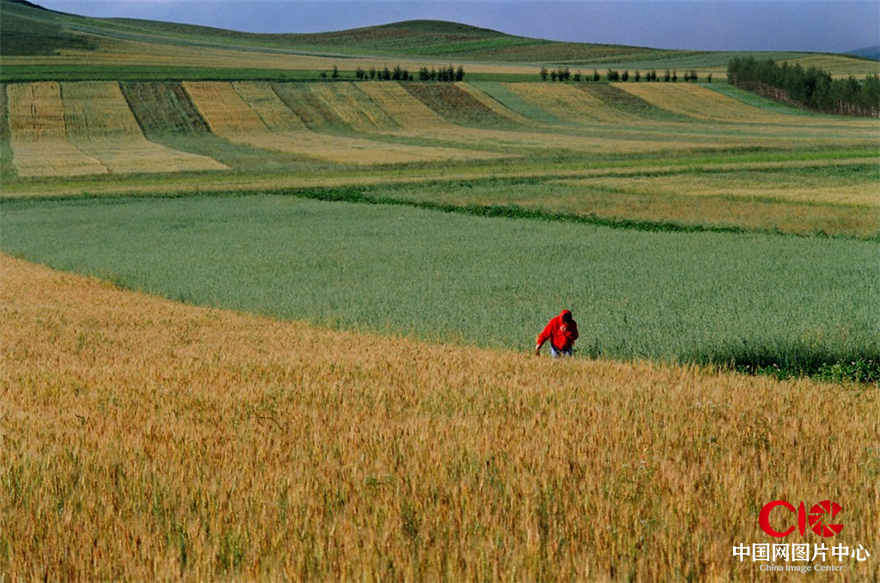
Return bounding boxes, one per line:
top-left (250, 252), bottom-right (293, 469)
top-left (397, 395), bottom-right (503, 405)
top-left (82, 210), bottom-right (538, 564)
top-left (727, 56), bottom-right (880, 117)
top-left (347, 65), bottom-right (465, 82)
top-left (540, 67), bottom-right (711, 83)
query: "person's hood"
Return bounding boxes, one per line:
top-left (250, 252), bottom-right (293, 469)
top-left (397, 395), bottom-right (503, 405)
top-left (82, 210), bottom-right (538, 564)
top-left (560, 309), bottom-right (572, 320)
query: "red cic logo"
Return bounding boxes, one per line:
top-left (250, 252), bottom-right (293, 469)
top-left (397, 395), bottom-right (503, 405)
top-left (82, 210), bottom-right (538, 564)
top-left (759, 500), bottom-right (843, 538)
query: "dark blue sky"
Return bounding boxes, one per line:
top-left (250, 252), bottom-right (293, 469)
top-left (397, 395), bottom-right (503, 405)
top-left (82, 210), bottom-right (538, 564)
top-left (37, 1), bottom-right (880, 53)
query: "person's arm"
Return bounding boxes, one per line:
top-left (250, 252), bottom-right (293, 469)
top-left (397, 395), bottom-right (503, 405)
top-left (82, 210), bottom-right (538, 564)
top-left (535, 321), bottom-right (553, 355)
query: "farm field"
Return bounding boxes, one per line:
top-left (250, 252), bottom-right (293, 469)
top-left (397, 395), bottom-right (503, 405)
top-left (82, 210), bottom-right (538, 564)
top-left (1, 79), bottom-right (877, 238)
top-left (2, 195), bottom-right (877, 378)
top-left (2, 2), bottom-right (880, 580)
top-left (2, 254), bottom-right (879, 581)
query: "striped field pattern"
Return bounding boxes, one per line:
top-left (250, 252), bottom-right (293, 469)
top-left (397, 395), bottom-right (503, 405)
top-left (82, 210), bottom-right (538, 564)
top-left (505, 82), bottom-right (637, 124)
top-left (59, 81), bottom-right (226, 174)
top-left (184, 81), bottom-right (506, 164)
top-left (6, 82), bottom-right (106, 176)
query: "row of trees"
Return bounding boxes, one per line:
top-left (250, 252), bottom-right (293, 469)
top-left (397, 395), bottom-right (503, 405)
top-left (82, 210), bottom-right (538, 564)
top-left (727, 56), bottom-right (880, 117)
top-left (540, 67), bottom-right (712, 83)
top-left (349, 65), bottom-right (465, 82)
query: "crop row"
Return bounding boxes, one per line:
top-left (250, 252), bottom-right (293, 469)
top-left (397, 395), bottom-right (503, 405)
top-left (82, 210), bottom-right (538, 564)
top-left (4, 80), bottom-right (872, 178)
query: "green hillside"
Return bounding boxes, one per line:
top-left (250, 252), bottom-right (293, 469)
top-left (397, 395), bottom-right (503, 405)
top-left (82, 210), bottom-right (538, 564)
top-left (2, 0), bottom-right (877, 79)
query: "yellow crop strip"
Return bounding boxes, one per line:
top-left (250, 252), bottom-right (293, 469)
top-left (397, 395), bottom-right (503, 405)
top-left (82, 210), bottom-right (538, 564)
top-left (231, 82), bottom-right (307, 131)
top-left (184, 81), bottom-right (269, 135)
top-left (563, 170), bottom-right (880, 207)
top-left (186, 81), bottom-right (505, 164)
top-left (6, 82), bottom-right (107, 177)
top-left (306, 82), bottom-right (398, 131)
top-left (59, 82), bottom-right (227, 174)
top-left (357, 82), bottom-right (453, 129)
top-left (506, 82), bottom-right (635, 123)
top-left (2, 254), bottom-right (878, 581)
top-left (615, 83), bottom-right (799, 123)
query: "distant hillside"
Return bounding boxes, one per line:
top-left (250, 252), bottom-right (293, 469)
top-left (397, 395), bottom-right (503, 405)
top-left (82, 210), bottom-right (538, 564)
top-left (847, 45), bottom-right (880, 61)
top-left (0, 0), bottom-right (666, 63)
top-left (2, 0), bottom-right (877, 80)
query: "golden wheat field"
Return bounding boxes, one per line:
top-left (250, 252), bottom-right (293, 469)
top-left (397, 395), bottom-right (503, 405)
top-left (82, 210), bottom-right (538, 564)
top-left (1, 254), bottom-right (877, 581)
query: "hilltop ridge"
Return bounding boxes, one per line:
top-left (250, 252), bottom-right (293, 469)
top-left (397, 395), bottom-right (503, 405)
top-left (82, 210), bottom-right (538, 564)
top-left (1, 0), bottom-right (876, 79)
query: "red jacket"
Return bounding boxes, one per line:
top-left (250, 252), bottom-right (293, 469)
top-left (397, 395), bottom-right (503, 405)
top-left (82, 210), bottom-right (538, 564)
top-left (537, 310), bottom-right (579, 350)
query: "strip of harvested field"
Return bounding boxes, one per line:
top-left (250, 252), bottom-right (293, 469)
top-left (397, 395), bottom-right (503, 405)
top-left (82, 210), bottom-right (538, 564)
top-left (403, 82), bottom-right (515, 128)
top-left (232, 82), bottom-right (308, 131)
top-left (579, 83), bottom-right (691, 121)
top-left (185, 81), bottom-right (505, 165)
top-left (506, 82), bottom-right (636, 124)
top-left (306, 82), bottom-right (398, 132)
top-left (615, 83), bottom-right (806, 123)
top-left (560, 165), bottom-right (880, 207)
top-left (120, 81), bottom-right (314, 171)
top-left (183, 81), bottom-right (268, 135)
top-left (6, 82), bottom-right (107, 177)
top-left (60, 81), bottom-right (226, 174)
top-left (5, 154), bottom-right (874, 200)
top-left (356, 81), bottom-right (454, 129)
top-left (270, 82), bottom-right (349, 130)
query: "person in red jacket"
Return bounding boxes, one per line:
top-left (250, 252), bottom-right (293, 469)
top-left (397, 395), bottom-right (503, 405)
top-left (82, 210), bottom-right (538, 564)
top-left (535, 309), bottom-right (579, 357)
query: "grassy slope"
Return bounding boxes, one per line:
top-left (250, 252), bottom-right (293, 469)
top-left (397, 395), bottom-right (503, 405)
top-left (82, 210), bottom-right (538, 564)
top-left (2, 0), bottom-right (876, 78)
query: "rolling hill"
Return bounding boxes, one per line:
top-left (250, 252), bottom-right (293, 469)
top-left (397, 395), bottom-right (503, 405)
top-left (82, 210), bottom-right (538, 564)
top-left (2, 0), bottom-right (877, 81)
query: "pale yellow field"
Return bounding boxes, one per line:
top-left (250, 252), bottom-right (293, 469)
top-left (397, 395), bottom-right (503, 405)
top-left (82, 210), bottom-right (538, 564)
top-left (560, 170), bottom-right (880, 207)
top-left (5, 82), bottom-right (107, 177)
top-left (183, 81), bottom-right (270, 135)
top-left (306, 82), bottom-right (398, 131)
top-left (231, 82), bottom-right (308, 131)
top-left (616, 83), bottom-right (807, 124)
top-left (506, 82), bottom-right (636, 123)
top-left (355, 82), bottom-right (455, 129)
top-left (185, 81), bottom-right (507, 164)
top-left (2, 254), bottom-right (878, 581)
top-left (59, 82), bottom-right (227, 174)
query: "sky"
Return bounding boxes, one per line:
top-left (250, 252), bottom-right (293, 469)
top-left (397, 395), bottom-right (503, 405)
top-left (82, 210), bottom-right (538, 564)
top-left (34, 1), bottom-right (880, 53)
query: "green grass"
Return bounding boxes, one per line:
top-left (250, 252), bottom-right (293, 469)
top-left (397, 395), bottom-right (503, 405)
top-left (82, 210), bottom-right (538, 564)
top-left (0, 83), bottom-right (15, 181)
top-left (0, 0), bottom-right (95, 56)
top-left (0, 65), bottom-right (342, 83)
top-left (1, 194), bottom-right (877, 378)
top-left (470, 81), bottom-right (564, 124)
